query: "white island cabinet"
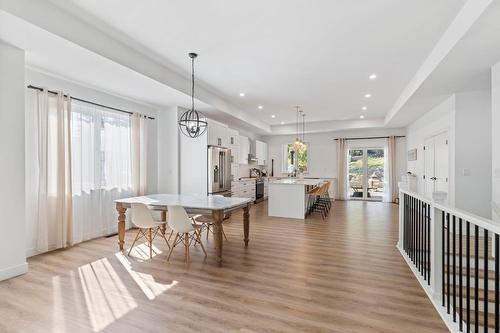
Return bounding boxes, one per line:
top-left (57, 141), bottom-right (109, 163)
top-left (268, 178), bottom-right (323, 219)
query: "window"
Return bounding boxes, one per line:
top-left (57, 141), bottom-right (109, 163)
top-left (283, 143), bottom-right (308, 174)
top-left (71, 101), bottom-right (132, 193)
top-left (71, 100), bottom-right (133, 243)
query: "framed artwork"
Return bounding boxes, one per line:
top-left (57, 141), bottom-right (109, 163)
top-left (408, 148), bottom-right (417, 161)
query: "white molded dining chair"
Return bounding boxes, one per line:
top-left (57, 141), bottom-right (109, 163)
top-left (128, 203), bottom-right (171, 259)
top-left (167, 205), bottom-right (207, 262)
top-left (192, 195), bottom-right (228, 241)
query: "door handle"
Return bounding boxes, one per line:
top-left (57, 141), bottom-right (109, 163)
top-left (430, 177), bottom-right (437, 180)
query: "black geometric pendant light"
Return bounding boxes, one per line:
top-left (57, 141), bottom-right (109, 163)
top-left (178, 53), bottom-right (208, 138)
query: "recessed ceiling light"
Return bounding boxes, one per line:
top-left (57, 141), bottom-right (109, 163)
top-left (271, 114), bottom-right (276, 118)
top-left (360, 115), bottom-right (365, 119)
top-left (239, 92), bottom-right (245, 97)
top-left (364, 93), bottom-right (372, 98)
top-left (280, 121), bottom-right (285, 125)
top-left (369, 73), bottom-right (377, 80)
top-left (258, 105), bottom-right (263, 109)
top-left (361, 106), bottom-right (367, 111)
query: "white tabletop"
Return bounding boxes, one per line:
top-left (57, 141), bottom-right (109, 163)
top-left (115, 193), bottom-right (252, 210)
top-left (269, 178), bottom-right (323, 186)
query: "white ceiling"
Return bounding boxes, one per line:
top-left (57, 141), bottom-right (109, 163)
top-left (386, 0), bottom-right (500, 126)
top-left (43, 0), bottom-right (466, 126)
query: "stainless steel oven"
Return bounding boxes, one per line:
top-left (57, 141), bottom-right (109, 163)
top-left (255, 178), bottom-right (264, 203)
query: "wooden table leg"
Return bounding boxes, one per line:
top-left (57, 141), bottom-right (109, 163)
top-left (212, 209), bottom-right (224, 263)
top-left (116, 203), bottom-right (127, 250)
top-left (160, 210), bottom-right (167, 234)
top-left (243, 203), bottom-right (250, 247)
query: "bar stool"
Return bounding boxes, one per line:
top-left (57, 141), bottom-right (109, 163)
top-left (310, 182), bottom-right (332, 220)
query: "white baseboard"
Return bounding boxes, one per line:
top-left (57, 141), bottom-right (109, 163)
top-left (0, 262), bottom-right (28, 281)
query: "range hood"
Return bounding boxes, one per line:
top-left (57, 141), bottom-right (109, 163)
top-left (248, 154), bottom-right (258, 163)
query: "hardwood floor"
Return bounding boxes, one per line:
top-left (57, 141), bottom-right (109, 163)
top-left (0, 201), bottom-right (447, 333)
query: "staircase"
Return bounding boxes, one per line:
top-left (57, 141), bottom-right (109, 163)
top-left (443, 230), bottom-right (498, 332)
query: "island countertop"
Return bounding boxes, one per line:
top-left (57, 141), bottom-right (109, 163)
top-left (269, 178), bottom-right (323, 186)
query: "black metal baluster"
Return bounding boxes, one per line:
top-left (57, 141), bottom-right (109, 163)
top-left (467, 222), bottom-right (470, 333)
top-left (421, 200), bottom-right (424, 276)
top-left (423, 202), bottom-right (427, 279)
top-left (484, 229), bottom-right (488, 333)
top-left (413, 197), bottom-right (416, 263)
top-left (418, 199), bottom-right (421, 273)
top-left (442, 211), bottom-right (446, 307)
top-left (427, 203), bottom-right (431, 284)
top-left (453, 215), bottom-right (456, 322)
top-left (447, 213), bottom-right (451, 314)
top-left (459, 218), bottom-right (463, 331)
top-left (475, 225), bottom-right (479, 333)
top-left (403, 194), bottom-right (406, 253)
top-left (415, 197), bottom-right (418, 265)
top-left (495, 233), bottom-right (499, 333)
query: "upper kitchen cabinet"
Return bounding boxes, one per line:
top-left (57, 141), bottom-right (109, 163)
top-left (227, 128), bottom-right (239, 164)
top-left (255, 140), bottom-right (268, 166)
top-left (227, 128), bottom-right (239, 146)
top-left (239, 135), bottom-right (250, 164)
top-left (207, 119), bottom-right (229, 147)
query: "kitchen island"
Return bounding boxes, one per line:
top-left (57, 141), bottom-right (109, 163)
top-left (268, 178), bottom-right (323, 219)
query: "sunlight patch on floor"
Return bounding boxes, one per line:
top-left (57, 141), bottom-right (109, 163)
top-left (78, 257), bottom-right (137, 332)
top-left (127, 242), bottom-right (163, 261)
top-left (115, 251), bottom-right (178, 301)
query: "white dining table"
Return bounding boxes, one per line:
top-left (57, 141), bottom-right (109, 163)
top-left (115, 194), bottom-right (253, 263)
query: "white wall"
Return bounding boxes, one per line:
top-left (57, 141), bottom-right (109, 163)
top-left (406, 91), bottom-right (493, 218)
top-left (0, 41), bottom-right (27, 280)
top-left (492, 62), bottom-right (500, 221)
top-left (157, 106), bottom-right (180, 193)
top-left (455, 90), bottom-right (491, 218)
top-left (406, 95), bottom-right (456, 202)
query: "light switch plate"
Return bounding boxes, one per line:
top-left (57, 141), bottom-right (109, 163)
top-left (463, 168), bottom-right (471, 176)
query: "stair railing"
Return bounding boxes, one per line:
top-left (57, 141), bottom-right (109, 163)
top-left (399, 189), bottom-right (500, 333)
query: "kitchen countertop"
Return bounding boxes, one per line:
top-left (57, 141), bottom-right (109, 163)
top-left (269, 178), bottom-right (323, 186)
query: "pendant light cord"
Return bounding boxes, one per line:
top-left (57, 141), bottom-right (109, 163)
top-left (191, 56), bottom-right (195, 112)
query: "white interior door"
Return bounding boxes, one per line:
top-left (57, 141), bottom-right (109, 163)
top-left (434, 132), bottom-right (449, 193)
top-left (424, 137), bottom-right (435, 198)
top-left (423, 132), bottom-right (449, 199)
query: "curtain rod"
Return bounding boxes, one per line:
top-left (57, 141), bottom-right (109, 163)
top-left (27, 85), bottom-right (155, 120)
top-left (334, 135), bottom-right (405, 141)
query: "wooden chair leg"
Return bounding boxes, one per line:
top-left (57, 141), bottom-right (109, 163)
top-left (127, 228), bottom-right (142, 256)
top-left (167, 233), bottom-right (179, 261)
top-left (196, 230), bottom-right (207, 258)
top-left (148, 228), bottom-right (153, 259)
top-left (158, 226), bottom-right (171, 249)
top-left (168, 230), bottom-right (174, 241)
top-left (184, 233), bottom-right (190, 262)
top-left (222, 226), bottom-right (228, 241)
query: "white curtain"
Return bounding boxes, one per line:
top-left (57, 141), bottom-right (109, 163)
top-left (71, 101), bottom-right (133, 244)
top-left (336, 138), bottom-right (348, 200)
top-left (384, 136), bottom-right (398, 203)
top-left (34, 90), bottom-right (73, 253)
top-left (131, 113), bottom-right (148, 196)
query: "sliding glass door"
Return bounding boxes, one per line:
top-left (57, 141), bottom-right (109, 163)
top-left (348, 148), bottom-right (385, 201)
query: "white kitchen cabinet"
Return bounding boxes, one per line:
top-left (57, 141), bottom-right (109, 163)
top-left (207, 119), bottom-right (229, 147)
top-left (239, 135), bottom-right (250, 164)
top-left (254, 140), bottom-right (268, 166)
top-left (227, 128), bottom-right (239, 146)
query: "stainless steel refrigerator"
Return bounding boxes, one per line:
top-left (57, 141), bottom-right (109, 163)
top-left (207, 146), bottom-right (232, 196)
